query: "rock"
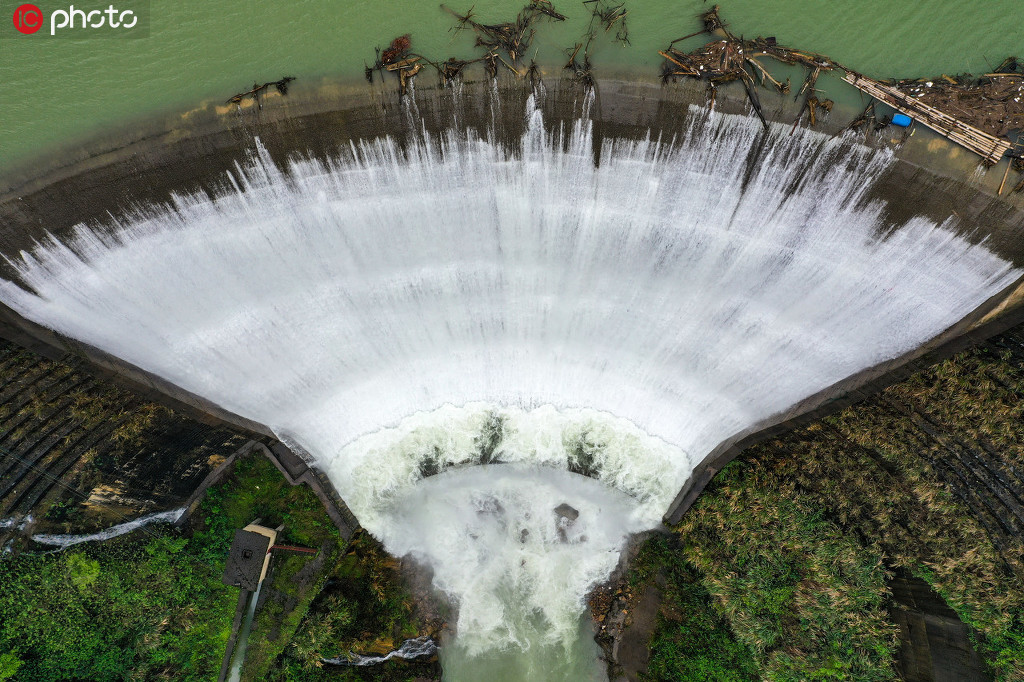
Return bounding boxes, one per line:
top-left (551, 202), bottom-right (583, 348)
top-left (553, 503), bottom-right (579, 522)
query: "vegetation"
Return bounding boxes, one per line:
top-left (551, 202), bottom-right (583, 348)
top-left (627, 535), bottom-right (759, 682)
top-left (3, 325), bottom-right (1024, 681)
top-left (678, 459), bottom-right (898, 681)
top-left (208, 455), bottom-right (347, 680)
top-left (820, 344), bottom-right (1024, 680)
top-left (198, 454), bottom-right (340, 551)
top-left (639, 337), bottom-right (1024, 681)
top-left (0, 338), bottom-right (245, 537)
top-left (0, 451), bottom-right (344, 681)
top-left (0, 529), bottom-right (235, 680)
top-left (267, 530), bottom-right (442, 681)
top-left (68, 385), bottom-right (171, 447)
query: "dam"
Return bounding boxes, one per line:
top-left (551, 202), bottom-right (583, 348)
top-left (2, 71), bottom-right (1024, 679)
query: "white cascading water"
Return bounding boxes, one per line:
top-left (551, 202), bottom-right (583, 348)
top-left (1, 94), bottom-right (1019, 678)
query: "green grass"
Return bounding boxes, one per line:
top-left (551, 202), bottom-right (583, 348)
top-left (202, 454), bottom-right (346, 680)
top-left (0, 533), bottom-right (235, 681)
top-left (628, 535), bottom-right (759, 682)
top-left (0, 450), bottom-right (344, 681)
top-left (241, 546), bottom-right (344, 680)
top-left (676, 460), bottom-right (898, 681)
top-left (268, 531), bottom-right (441, 681)
top-left (642, 341), bottom-right (1024, 682)
top-left (197, 454), bottom-right (341, 549)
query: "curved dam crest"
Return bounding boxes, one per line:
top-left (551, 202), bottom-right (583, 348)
top-left (1, 92), bottom-right (1021, 672)
top-left (1, 98), bottom-right (1017, 501)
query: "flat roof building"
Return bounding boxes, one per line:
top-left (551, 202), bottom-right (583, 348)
top-left (221, 524), bottom-right (278, 591)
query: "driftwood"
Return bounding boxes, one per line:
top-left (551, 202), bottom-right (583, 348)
top-left (361, 0), bottom-right (637, 93)
top-left (527, 60), bottom-right (543, 88)
top-left (563, 42), bottom-right (594, 86)
top-left (657, 5), bottom-right (845, 130)
top-left (844, 102), bottom-right (879, 132)
top-left (226, 77), bottom-right (296, 108)
top-left (559, 0), bottom-right (630, 88)
top-left (659, 24), bottom-right (839, 87)
top-left (584, 0), bottom-right (630, 46)
top-left (885, 57), bottom-right (1024, 139)
top-left (365, 35), bottom-right (429, 95)
top-left (442, 0), bottom-right (565, 65)
top-left (655, 2), bottom-right (1024, 165)
top-left (366, 2), bottom-right (566, 92)
top-left (353, 0), bottom-right (1024, 174)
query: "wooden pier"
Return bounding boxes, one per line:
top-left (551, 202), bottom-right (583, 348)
top-left (842, 72), bottom-right (1012, 165)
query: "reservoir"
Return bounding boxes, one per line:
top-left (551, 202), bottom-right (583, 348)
top-left (2, 0), bottom-right (1023, 166)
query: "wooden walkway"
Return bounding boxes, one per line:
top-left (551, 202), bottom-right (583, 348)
top-left (842, 72), bottom-right (1012, 165)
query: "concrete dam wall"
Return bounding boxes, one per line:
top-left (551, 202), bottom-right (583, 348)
top-left (1, 76), bottom-right (1023, 526)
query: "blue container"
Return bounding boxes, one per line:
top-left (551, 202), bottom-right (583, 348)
top-left (892, 113), bottom-right (912, 127)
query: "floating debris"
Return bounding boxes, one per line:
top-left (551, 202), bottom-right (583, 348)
top-left (659, 6), bottom-right (839, 85)
top-left (442, 1), bottom-right (565, 65)
top-left (844, 101), bottom-right (882, 132)
top-left (366, 34), bottom-right (424, 95)
top-left (353, 3), bottom-right (1023, 175)
top-left (439, 57), bottom-right (473, 85)
top-left (559, 0), bottom-right (631, 88)
top-left (365, 2), bottom-right (565, 91)
top-left (584, 0), bottom-right (630, 46)
top-left (381, 34), bottom-right (412, 65)
top-left (227, 76), bottom-right (296, 109)
top-left (843, 72), bottom-right (1012, 165)
top-left (885, 57), bottom-right (1024, 139)
top-left (657, 5), bottom-right (1021, 170)
top-left (658, 6), bottom-right (844, 129)
top-left (527, 59), bottom-right (543, 88)
top-left (360, 0), bottom-right (632, 91)
top-left (564, 42), bottom-right (594, 87)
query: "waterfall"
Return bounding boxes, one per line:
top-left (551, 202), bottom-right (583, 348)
top-left (1, 95), bottom-right (1018, 677)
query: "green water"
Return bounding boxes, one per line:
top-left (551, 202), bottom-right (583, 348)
top-left (0, 0), bottom-right (1021, 167)
top-left (441, 618), bottom-right (606, 681)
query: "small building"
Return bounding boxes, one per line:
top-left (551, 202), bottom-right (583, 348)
top-left (221, 524), bottom-right (278, 591)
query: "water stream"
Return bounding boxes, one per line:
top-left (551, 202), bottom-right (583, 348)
top-left (227, 581), bottom-right (263, 682)
top-left (30, 507), bottom-right (186, 549)
top-left (1, 96), bottom-right (1018, 677)
top-left (324, 635), bottom-right (438, 667)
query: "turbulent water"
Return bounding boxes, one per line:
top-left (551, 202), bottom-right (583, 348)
top-left (1, 95), bottom-right (1019, 677)
top-left (378, 464), bottom-right (647, 676)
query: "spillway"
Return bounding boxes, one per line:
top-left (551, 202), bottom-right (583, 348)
top-left (1, 94), bottom-right (1019, 677)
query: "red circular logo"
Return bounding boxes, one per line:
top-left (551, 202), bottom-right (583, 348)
top-left (13, 4), bottom-right (44, 34)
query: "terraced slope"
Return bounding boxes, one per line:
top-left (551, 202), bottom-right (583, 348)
top-left (652, 321), bottom-right (1024, 682)
top-left (0, 339), bottom-right (249, 540)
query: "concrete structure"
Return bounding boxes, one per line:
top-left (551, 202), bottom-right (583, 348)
top-left (890, 569), bottom-right (989, 681)
top-left (176, 440), bottom-right (359, 540)
top-left (664, 290), bottom-right (1024, 523)
top-left (222, 524), bottom-right (277, 591)
top-left (1, 75), bottom-right (1023, 527)
top-left (218, 523), bottom-right (278, 682)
